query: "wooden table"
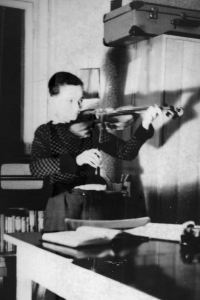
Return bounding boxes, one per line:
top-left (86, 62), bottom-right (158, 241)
top-left (4, 232), bottom-right (200, 300)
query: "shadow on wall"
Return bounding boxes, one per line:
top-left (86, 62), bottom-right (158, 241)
top-left (122, 87), bottom-right (200, 224)
top-left (133, 87), bottom-right (200, 148)
top-left (102, 47), bottom-right (200, 224)
top-left (101, 47), bottom-right (130, 107)
top-left (100, 47), bottom-right (131, 180)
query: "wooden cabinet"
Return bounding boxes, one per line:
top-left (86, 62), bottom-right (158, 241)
top-left (118, 34), bottom-right (200, 224)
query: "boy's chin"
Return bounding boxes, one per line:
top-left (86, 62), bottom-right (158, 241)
top-left (60, 114), bottom-right (78, 123)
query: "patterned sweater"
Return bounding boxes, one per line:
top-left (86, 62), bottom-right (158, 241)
top-left (30, 121), bottom-right (153, 193)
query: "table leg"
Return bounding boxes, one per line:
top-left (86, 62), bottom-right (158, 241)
top-left (16, 247), bottom-right (32, 300)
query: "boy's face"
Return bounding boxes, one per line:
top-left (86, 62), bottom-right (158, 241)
top-left (52, 84), bottom-right (83, 123)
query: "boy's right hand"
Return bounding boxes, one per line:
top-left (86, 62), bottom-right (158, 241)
top-left (76, 149), bottom-right (102, 168)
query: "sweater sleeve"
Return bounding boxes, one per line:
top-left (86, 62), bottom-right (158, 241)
top-left (30, 125), bottom-right (79, 178)
top-left (97, 124), bottom-right (154, 161)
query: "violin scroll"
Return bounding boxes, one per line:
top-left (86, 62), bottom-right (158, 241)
top-left (161, 106), bottom-right (183, 118)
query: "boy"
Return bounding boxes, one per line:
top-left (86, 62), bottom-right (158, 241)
top-left (30, 71), bottom-right (161, 231)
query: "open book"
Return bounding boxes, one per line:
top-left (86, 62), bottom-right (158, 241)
top-left (41, 225), bottom-right (150, 259)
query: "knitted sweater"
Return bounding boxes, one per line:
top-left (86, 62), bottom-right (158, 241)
top-left (30, 121), bottom-right (153, 193)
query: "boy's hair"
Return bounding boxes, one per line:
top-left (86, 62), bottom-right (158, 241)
top-left (48, 72), bottom-right (83, 96)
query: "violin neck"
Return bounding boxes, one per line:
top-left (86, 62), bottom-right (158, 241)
top-left (106, 106), bottom-right (175, 116)
top-left (106, 106), bottom-right (149, 116)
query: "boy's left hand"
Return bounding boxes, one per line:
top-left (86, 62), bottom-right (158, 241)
top-left (142, 105), bottom-right (162, 130)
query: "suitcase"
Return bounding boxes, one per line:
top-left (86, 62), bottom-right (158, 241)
top-left (103, 1), bottom-right (200, 46)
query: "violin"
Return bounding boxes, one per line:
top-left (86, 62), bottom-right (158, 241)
top-left (69, 104), bottom-right (183, 139)
top-left (79, 105), bottom-right (184, 131)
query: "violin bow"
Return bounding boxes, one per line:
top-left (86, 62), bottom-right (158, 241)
top-left (96, 113), bottom-right (104, 176)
